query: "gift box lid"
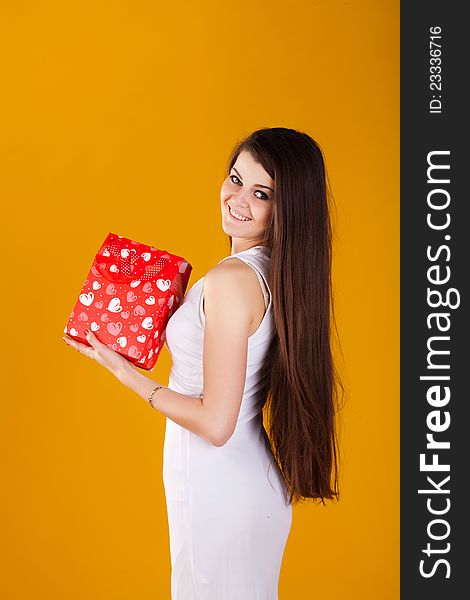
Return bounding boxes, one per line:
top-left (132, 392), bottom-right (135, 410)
top-left (93, 232), bottom-right (189, 283)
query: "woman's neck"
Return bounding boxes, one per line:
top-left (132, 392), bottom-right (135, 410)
top-left (230, 243), bottom-right (263, 256)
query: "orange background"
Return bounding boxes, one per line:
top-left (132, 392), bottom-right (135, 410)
top-left (0, 1), bottom-right (399, 598)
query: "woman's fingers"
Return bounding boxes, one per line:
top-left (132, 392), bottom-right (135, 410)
top-left (62, 329), bottom-right (96, 359)
top-left (83, 329), bottom-right (104, 350)
top-left (62, 328), bottom-right (134, 377)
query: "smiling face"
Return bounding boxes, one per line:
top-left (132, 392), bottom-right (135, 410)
top-left (220, 149), bottom-right (275, 253)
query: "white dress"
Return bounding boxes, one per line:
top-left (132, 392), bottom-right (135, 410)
top-left (163, 245), bottom-right (292, 600)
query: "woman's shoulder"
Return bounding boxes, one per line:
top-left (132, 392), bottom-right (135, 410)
top-left (205, 256), bottom-right (258, 289)
top-left (203, 257), bottom-right (266, 315)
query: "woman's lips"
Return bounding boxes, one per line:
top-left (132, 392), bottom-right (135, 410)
top-left (227, 204), bottom-right (252, 222)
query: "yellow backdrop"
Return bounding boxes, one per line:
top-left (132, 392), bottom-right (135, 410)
top-left (0, 1), bottom-right (399, 598)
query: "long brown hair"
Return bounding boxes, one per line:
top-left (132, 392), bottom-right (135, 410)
top-left (226, 127), bottom-right (344, 505)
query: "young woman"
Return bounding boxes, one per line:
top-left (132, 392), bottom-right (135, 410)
top-left (63, 127), bottom-right (343, 599)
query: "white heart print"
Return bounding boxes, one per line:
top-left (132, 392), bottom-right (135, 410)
top-left (79, 292), bottom-right (94, 306)
top-left (141, 252), bottom-right (151, 261)
top-left (137, 334), bottom-right (147, 343)
top-left (130, 280), bottom-right (141, 288)
top-left (70, 327), bottom-right (78, 336)
top-left (141, 317), bottom-right (154, 330)
top-left (92, 281), bottom-right (102, 290)
top-left (145, 295), bottom-right (156, 305)
top-left (121, 248), bottom-right (137, 259)
top-left (110, 264), bottom-right (119, 273)
top-left (157, 279), bottom-right (171, 292)
top-left (90, 322), bottom-right (100, 332)
top-left (102, 248), bottom-right (110, 257)
top-left (116, 336), bottom-right (127, 348)
top-left (107, 297), bottom-right (123, 313)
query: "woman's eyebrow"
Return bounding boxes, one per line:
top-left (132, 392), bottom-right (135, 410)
top-left (231, 167), bottom-right (274, 192)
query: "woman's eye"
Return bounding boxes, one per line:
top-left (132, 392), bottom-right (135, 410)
top-left (230, 174), bottom-right (241, 185)
top-left (230, 174), bottom-right (269, 200)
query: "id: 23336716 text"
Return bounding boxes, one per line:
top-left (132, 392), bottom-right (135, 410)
top-left (429, 26), bottom-right (443, 115)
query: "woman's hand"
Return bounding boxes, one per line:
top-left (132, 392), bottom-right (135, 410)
top-left (62, 328), bottom-right (138, 382)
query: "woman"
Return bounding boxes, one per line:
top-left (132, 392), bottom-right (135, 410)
top-left (63, 127), bottom-right (343, 599)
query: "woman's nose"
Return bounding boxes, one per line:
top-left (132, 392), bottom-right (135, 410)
top-left (231, 191), bottom-right (250, 206)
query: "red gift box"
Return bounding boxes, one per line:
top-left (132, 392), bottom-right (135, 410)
top-left (64, 232), bottom-right (192, 371)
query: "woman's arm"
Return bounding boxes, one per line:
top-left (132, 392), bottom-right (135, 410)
top-left (116, 368), bottom-right (213, 441)
top-left (118, 260), bottom-right (254, 446)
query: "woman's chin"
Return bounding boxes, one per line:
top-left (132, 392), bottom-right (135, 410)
top-left (221, 214), bottom-right (238, 234)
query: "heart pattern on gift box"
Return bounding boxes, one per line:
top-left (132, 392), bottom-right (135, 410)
top-left (121, 248), bottom-right (136, 259)
top-left (117, 336), bottom-right (127, 348)
top-left (79, 292), bottom-right (94, 306)
top-left (141, 316), bottom-right (154, 330)
top-left (65, 232), bottom-right (192, 371)
top-left (107, 297), bottom-right (123, 313)
top-left (128, 345), bottom-right (141, 359)
top-left (107, 322), bottom-right (122, 336)
top-left (157, 279), bottom-right (171, 292)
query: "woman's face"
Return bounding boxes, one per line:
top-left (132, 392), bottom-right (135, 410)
top-left (220, 150), bottom-right (274, 248)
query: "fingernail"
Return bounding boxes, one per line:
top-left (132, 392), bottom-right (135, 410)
top-left (84, 328), bottom-right (90, 336)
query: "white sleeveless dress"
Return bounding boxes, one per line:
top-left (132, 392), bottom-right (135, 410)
top-left (163, 245), bottom-right (292, 600)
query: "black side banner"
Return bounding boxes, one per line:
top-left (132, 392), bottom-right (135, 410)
top-left (401, 2), bottom-right (468, 597)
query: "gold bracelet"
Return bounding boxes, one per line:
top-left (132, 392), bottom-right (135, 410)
top-left (148, 384), bottom-right (167, 407)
